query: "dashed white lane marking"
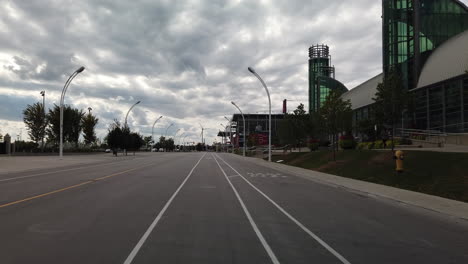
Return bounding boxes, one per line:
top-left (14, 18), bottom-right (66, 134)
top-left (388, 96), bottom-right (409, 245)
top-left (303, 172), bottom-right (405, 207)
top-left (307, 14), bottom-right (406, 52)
top-left (213, 154), bottom-right (280, 264)
top-left (215, 153), bottom-right (352, 264)
top-left (123, 153), bottom-right (207, 264)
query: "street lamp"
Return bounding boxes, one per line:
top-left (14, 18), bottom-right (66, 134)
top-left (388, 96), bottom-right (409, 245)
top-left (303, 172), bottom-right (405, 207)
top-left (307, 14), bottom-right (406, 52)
top-left (177, 132), bottom-right (185, 146)
top-left (151, 116), bottom-right (163, 144)
top-left (232, 101), bottom-right (246, 157)
top-left (224, 116), bottom-right (233, 153)
top-left (172, 128), bottom-right (181, 138)
top-left (88, 107), bottom-right (92, 114)
top-left (164, 123), bottom-right (174, 138)
top-left (124, 101), bottom-right (141, 128)
top-left (248, 66), bottom-right (271, 162)
top-left (40, 91), bottom-right (46, 150)
top-left (60, 66), bottom-right (85, 159)
top-left (199, 123), bottom-right (205, 151)
top-left (220, 123), bottom-right (226, 152)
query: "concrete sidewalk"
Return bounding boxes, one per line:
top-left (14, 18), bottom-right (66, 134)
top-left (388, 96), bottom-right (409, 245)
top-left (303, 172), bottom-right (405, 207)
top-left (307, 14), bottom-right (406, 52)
top-left (237, 155), bottom-right (468, 221)
top-left (0, 153), bottom-right (140, 175)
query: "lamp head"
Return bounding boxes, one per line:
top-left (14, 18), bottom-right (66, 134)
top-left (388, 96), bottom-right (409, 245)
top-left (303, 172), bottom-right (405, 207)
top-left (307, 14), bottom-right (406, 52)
top-left (136, 101), bottom-right (141, 104)
top-left (76, 66), bottom-right (85, 73)
top-left (248, 67), bottom-right (255, 74)
top-left (231, 101), bottom-right (235, 105)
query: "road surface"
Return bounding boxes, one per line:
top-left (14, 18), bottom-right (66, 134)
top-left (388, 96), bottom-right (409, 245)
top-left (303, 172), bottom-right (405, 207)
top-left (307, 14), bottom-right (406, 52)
top-left (0, 152), bottom-right (467, 263)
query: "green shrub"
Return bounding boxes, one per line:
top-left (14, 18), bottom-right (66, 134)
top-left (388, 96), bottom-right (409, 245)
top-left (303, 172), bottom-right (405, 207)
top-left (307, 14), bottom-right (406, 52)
top-left (367, 142), bottom-right (375, 149)
top-left (339, 135), bottom-right (357, 150)
top-left (373, 140), bottom-right (384, 149)
top-left (357, 142), bottom-right (367, 150)
top-left (308, 143), bottom-right (319, 151)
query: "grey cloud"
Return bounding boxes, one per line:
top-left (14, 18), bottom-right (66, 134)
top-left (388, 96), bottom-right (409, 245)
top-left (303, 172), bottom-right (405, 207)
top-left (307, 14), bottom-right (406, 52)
top-left (0, 0), bottom-right (389, 143)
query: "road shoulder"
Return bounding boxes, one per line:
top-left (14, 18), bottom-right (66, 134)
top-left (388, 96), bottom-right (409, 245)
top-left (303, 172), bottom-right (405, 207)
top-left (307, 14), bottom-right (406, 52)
top-left (230, 155), bottom-right (468, 221)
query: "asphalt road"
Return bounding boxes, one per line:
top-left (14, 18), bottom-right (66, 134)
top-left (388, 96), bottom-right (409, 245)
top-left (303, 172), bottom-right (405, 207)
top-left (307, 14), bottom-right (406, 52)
top-left (0, 152), bottom-right (467, 264)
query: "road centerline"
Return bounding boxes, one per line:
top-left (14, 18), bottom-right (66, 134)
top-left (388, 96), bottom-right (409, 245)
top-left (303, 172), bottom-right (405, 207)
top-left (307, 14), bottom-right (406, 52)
top-left (0, 162), bottom-right (156, 209)
top-left (213, 154), bottom-right (280, 264)
top-left (215, 153), bottom-right (352, 264)
top-left (123, 153), bottom-right (207, 264)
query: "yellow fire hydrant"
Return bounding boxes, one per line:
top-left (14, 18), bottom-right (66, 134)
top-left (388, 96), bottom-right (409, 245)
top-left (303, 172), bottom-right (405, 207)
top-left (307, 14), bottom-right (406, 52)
top-left (394, 150), bottom-right (404, 173)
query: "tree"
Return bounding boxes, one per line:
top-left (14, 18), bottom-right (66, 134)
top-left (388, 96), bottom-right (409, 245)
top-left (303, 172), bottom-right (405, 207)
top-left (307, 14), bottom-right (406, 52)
top-left (46, 104), bottom-right (84, 148)
top-left (82, 112), bottom-right (99, 145)
top-left (23, 102), bottom-right (48, 148)
top-left (143, 136), bottom-right (152, 149)
top-left (67, 108), bottom-right (85, 148)
top-left (320, 90), bottom-right (353, 161)
top-left (373, 68), bottom-right (407, 151)
top-left (128, 132), bottom-right (144, 153)
top-left (277, 104), bottom-right (309, 151)
top-left (106, 120), bottom-right (124, 150)
top-left (46, 105), bottom-right (61, 146)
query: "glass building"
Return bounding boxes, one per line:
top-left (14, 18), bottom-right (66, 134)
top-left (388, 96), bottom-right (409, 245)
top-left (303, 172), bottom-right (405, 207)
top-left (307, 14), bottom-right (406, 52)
top-left (308, 44), bottom-right (348, 113)
top-left (342, 0), bottom-right (468, 134)
top-left (383, 0), bottom-right (468, 89)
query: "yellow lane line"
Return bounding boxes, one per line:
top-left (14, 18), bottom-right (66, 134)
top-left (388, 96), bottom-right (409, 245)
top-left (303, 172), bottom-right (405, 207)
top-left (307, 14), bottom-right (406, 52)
top-left (0, 163), bottom-right (155, 209)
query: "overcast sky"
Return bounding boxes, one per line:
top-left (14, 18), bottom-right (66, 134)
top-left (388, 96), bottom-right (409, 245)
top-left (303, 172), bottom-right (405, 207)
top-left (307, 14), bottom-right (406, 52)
top-left (1, 0), bottom-right (467, 144)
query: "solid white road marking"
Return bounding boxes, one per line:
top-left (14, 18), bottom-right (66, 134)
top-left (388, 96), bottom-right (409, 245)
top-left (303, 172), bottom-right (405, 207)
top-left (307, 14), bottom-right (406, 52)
top-left (123, 153), bottom-right (207, 264)
top-left (215, 153), bottom-right (352, 264)
top-left (213, 154), bottom-right (280, 264)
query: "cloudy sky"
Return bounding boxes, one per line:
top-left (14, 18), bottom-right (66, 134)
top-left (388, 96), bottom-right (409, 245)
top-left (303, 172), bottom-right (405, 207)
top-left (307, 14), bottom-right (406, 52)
top-left (1, 0), bottom-right (467, 144)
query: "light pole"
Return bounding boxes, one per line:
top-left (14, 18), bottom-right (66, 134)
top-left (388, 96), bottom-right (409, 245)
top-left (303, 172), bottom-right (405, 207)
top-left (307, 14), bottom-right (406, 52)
top-left (88, 107), bottom-right (92, 114)
top-left (220, 123), bottom-right (225, 152)
top-left (151, 116), bottom-right (163, 145)
top-left (248, 66), bottom-right (271, 162)
top-left (182, 135), bottom-right (188, 151)
top-left (224, 116), bottom-right (232, 153)
top-left (123, 100), bottom-right (140, 155)
top-left (199, 123), bottom-right (205, 151)
top-left (40, 91), bottom-right (46, 151)
top-left (164, 123), bottom-right (174, 138)
top-left (124, 101), bottom-right (141, 128)
top-left (232, 101), bottom-right (246, 157)
top-left (177, 132), bottom-right (185, 146)
top-left (172, 128), bottom-right (181, 139)
top-left (60, 66), bottom-right (85, 159)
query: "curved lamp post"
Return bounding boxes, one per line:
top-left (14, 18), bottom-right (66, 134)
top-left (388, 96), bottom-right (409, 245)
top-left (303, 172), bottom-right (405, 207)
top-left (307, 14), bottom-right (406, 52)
top-left (232, 101), bottom-right (246, 157)
top-left (124, 101), bottom-right (141, 128)
top-left (164, 123), bottom-right (174, 138)
top-left (248, 66), bottom-right (271, 162)
top-left (220, 123), bottom-right (226, 152)
top-left (172, 128), bottom-right (181, 139)
top-left (60, 66), bottom-right (85, 159)
top-left (177, 132), bottom-right (185, 146)
top-left (151, 116), bottom-right (163, 144)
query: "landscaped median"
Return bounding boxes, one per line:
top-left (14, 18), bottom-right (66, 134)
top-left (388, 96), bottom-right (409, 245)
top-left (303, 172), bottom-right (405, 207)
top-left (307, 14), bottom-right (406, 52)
top-left (271, 150), bottom-right (468, 203)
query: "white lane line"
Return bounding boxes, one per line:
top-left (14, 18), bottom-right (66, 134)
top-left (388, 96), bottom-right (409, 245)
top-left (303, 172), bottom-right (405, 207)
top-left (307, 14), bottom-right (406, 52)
top-left (212, 154), bottom-right (280, 264)
top-left (123, 153), bottom-right (207, 264)
top-left (215, 153), bottom-right (352, 264)
top-left (0, 158), bottom-right (137, 183)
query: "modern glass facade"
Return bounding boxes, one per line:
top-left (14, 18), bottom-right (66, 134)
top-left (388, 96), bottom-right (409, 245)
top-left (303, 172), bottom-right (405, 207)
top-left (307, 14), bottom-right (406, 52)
top-left (411, 76), bottom-right (468, 132)
top-left (382, 0), bottom-right (468, 89)
top-left (308, 44), bottom-right (348, 112)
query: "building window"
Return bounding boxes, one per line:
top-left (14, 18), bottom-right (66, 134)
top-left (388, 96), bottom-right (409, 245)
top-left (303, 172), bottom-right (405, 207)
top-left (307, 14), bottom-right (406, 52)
top-left (464, 78), bottom-right (468, 132)
top-left (428, 86), bottom-right (443, 130)
top-left (445, 81), bottom-right (462, 132)
top-left (414, 88), bottom-right (427, 130)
